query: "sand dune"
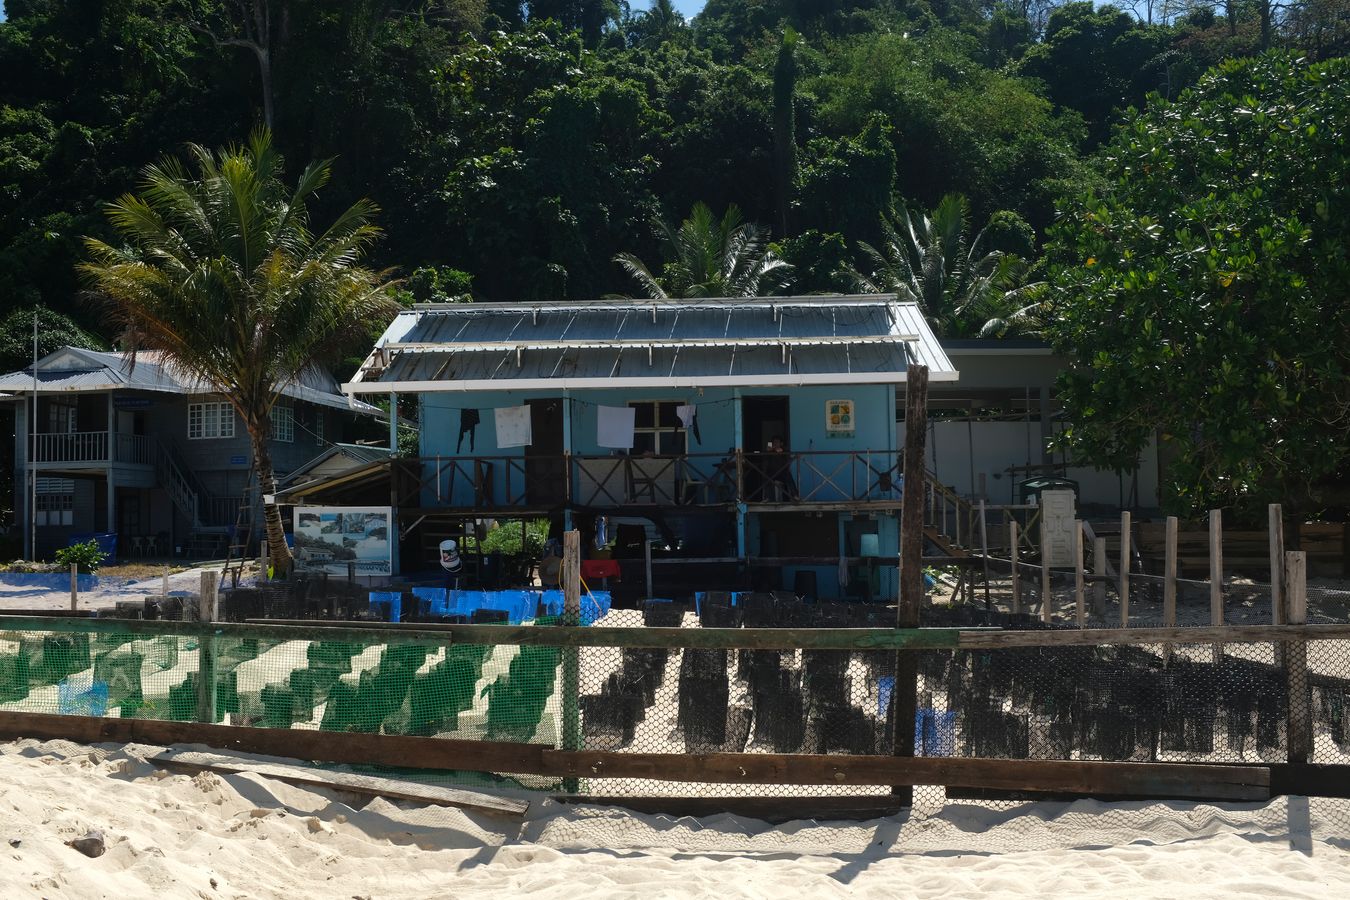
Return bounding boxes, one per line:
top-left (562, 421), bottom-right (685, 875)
top-left (0, 738), bottom-right (1347, 899)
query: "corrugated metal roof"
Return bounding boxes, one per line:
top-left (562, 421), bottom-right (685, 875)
top-left (0, 347), bottom-right (377, 413)
top-left (349, 296), bottom-right (957, 392)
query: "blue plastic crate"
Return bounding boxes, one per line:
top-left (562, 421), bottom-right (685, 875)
top-left (369, 591), bottom-right (402, 623)
top-left (411, 586), bottom-right (448, 616)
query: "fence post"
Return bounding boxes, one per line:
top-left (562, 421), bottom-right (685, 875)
top-left (259, 540), bottom-right (268, 584)
top-left (1119, 510), bottom-right (1131, 627)
top-left (561, 529), bottom-right (582, 791)
top-left (197, 570), bottom-right (219, 725)
top-left (1284, 550), bottom-right (1310, 765)
top-left (1093, 536), bottom-right (1108, 620)
top-left (1210, 509), bottom-right (1224, 663)
top-left (978, 499), bottom-right (991, 612)
top-left (1040, 515), bottom-right (1052, 624)
top-left (162, 566), bottom-right (169, 598)
top-left (894, 364), bottom-right (928, 807)
top-left (1009, 519), bottom-right (1020, 615)
top-left (1269, 503), bottom-right (1285, 626)
top-left (644, 539), bottom-right (653, 600)
top-left (69, 563), bottom-right (78, 612)
top-left (1073, 521), bottom-right (1085, 628)
top-left (1163, 516), bottom-right (1178, 628)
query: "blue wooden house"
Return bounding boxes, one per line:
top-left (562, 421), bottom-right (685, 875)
top-left (343, 295), bottom-right (956, 599)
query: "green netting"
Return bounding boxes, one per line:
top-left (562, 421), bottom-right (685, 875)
top-left (3, 616), bottom-right (1350, 800)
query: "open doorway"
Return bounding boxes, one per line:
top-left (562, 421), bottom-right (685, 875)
top-left (526, 398), bottom-right (566, 506)
top-left (741, 396), bottom-right (790, 501)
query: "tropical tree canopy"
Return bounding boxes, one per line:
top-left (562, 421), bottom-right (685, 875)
top-left (80, 130), bottom-right (397, 569)
top-left (847, 194), bottom-right (1044, 337)
top-left (614, 202), bottom-right (794, 299)
top-left (1045, 52), bottom-right (1350, 518)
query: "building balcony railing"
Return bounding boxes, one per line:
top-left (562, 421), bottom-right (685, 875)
top-left (30, 431), bottom-right (156, 466)
top-left (392, 450), bottom-right (903, 511)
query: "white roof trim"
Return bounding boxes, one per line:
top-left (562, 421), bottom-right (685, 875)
top-left (384, 334), bottom-right (921, 353)
top-left (411, 294), bottom-right (900, 313)
top-left (344, 370), bottom-right (958, 393)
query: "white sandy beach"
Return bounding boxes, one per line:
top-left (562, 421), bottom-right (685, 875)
top-left (0, 738), bottom-right (1347, 899)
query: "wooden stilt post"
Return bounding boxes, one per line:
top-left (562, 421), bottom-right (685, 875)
top-left (978, 499), bottom-right (991, 612)
top-left (1093, 536), bottom-right (1108, 620)
top-left (561, 529), bottom-right (582, 792)
top-left (162, 566), bottom-right (170, 598)
top-left (197, 571), bottom-right (219, 725)
top-left (1285, 550), bottom-right (1310, 765)
top-left (1073, 521), bottom-right (1086, 628)
top-left (1210, 509), bottom-right (1224, 663)
top-left (69, 563), bottom-right (78, 612)
top-left (1039, 515), bottom-right (1052, 624)
top-left (894, 364), bottom-right (928, 806)
top-left (1008, 519), bottom-right (1020, 615)
top-left (1119, 510), bottom-right (1131, 627)
top-left (1163, 515), bottom-right (1178, 628)
top-left (1269, 503), bottom-right (1285, 626)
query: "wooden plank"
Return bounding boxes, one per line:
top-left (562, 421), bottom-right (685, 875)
top-left (553, 795), bottom-right (904, 824)
top-left (1119, 510), bottom-right (1131, 627)
top-left (1092, 537), bottom-right (1108, 619)
top-left (1210, 510), bottom-right (1224, 626)
top-left (153, 750), bottom-right (529, 817)
top-left (197, 571), bottom-right (218, 725)
top-left (1073, 521), bottom-right (1086, 627)
top-left (1270, 503), bottom-right (1285, 626)
top-left (69, 563), bottom-right (78, 612)
top-left (0, 711), bottom-right (548, 774)
top-left (1285, 551), bottom-right (1311, 765)
top-left (538, 750), bottom-right (1268, 801)
top-left (896, 364), bottom-right (928, 807)
top-left (561, 530), bottom-right (582, 792)
top-left (1009, 519), bottom-right (1020, 615)
top-left (956, 623), bottom-right (1350, 649)
top-left (1269, 764), bottom-right (1350, 799)
top-left (979, 499), bottom-right (991, 610)
top-left (0, 710), bottom-right (1275, 801)
top-left (1039, 515), bottom-right (1052, 624)
top-left (1163, 516), bottom-right (1178, 628)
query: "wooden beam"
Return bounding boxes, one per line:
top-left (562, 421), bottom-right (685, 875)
top-left (1270, 503), bottom-right (1285, 625)
top-left (1040, 514), bottom-right (1052, 623)
top-left (1093, 536), bottom-right (1108, 620)
top-left (1073, 521), bottom-right (1086, 627)
top-left (197, 570), bottom-right (218, 725)
top-left (1163, 516), bottom-right (1178, 628)
top-left (552, 795), bottom-right (905, 824)
top-left (1119, 510), bottom-right (1131, 627)
top-left (1009, 518), bottom-right (1020, 615)
top-left (1285, 550), bottom-right (1311, 765)
top-left (561, 530), bottom-right (582, 791)
top-left (956, 623), bottom-right (1350, 649)
top-left (153, 750), bottom-right (529, 817)
top-left (1210, 509), bottom-right (1224, 627)
top-left (896, 363), bottom-right (928, 807)
top-left (0, 710), bottom-right (1268, 801)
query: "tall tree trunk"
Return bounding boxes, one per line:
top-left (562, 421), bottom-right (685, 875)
top-left (772, 30), bottom-right (798, 238)
top-left (1260, 0), bottom-right (1273, 49)
top-left (247, 419), bottom-right (292, 573)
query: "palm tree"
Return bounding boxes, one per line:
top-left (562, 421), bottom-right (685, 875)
top-left (847, 193), bottom-right (1044, 337)
top-left (614, 202), bottom-right (794, 299)
top-left (80, 130), bottom-right (396, 573)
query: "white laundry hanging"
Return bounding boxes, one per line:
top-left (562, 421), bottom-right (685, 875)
top-left (494, 405), bottom-right (533, 448)
top-left (597, 405), bottom-right (636, 449)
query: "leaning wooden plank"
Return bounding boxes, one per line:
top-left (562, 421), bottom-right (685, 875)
top-left (0, 711), bottom-right (1268, 800)
top-left (0, 712), bottom-right (547, 775)
top-left (552, 795), bottom-right (905, 824)
top-left (152, 750), bottom-right (528, 817)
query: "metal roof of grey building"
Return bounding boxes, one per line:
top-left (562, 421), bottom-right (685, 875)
top-left (0, 347), bottom-right (378, 413)
top-left (347, 296), bottom-right (956, 392)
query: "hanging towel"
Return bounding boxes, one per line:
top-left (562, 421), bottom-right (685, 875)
top-left (494, 405), bottom-right (533, 448)
top-left (597, 405), bottom-right (636, 449)
top-left (456, 408), bottom-right (481, 453)
top-left (676, 404), bottom-right (702, 445)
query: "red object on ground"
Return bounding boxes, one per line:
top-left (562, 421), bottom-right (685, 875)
top-left (581, 559), bottom-right (622, 580)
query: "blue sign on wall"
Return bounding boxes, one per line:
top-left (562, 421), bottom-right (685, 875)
top-left (229, 455), bottom-right (247, 465)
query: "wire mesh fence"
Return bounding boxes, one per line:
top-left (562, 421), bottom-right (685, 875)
top-left (3, 595), bottom-right (1350, 796)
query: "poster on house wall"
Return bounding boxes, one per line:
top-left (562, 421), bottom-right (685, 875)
top-left (293, 506), bottom-right (392, 576)
top-left (825, 399), bottom-right (856, 438)
top-left (1039, 490), bottom-right (1078, 567)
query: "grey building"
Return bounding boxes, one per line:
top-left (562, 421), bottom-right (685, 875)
top-left (1, 347), bottom-right (382, 560)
